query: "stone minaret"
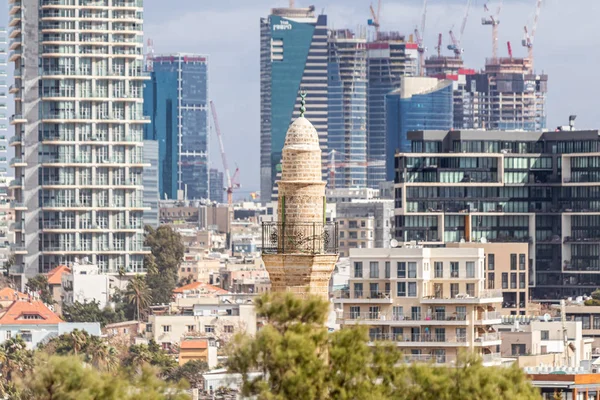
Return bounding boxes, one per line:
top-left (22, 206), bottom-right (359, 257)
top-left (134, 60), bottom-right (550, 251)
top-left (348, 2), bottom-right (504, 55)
top-left (262, 94), bottom-right (339, 299)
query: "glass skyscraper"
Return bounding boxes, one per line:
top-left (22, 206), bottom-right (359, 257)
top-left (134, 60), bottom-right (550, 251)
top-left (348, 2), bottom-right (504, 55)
top-left (9, 0), bottom-right (149, 278)
top-left (144, 53), bottom-right (209, 200)
top-left (385, 77), bottom-right (453, 180)
top-left (260, 6), bottom-right (328, 202)
top-left (328, 29), bottom-right (367, 189)
top-left (0, 25), bottom-right (7, 180)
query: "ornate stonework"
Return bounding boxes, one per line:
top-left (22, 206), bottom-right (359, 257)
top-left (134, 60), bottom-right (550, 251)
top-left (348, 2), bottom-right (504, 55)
top-left (262, 106), bottom-right (339, 300)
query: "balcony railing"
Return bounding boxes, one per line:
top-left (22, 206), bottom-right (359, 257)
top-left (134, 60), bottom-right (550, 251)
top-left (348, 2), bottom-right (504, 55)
top-left (475, 333), bottom-right (501, 342)
top-left (261, 222), bottom-right (338, 255)
top-left (342, 312), bottom-right (467, 322)
top-left (371, 333), bottom-right (468, 344)
top-left (422, 289), bottom-right (503, 301)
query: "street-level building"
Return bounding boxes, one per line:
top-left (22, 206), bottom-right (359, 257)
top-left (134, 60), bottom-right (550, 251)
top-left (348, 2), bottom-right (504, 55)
top-left (334, 246), bottom-right (503, 365)
top-left (395, 129), bottom-right (600, 301)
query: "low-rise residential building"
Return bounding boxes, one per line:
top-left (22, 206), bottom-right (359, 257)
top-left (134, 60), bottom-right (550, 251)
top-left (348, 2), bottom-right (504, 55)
top-left (559, 300), bottom-right (600, 348)
top-left (179, 338), bottom-right (218, 368)
top-left (47, 265), bottom-right (71, 313)
top-left (178, 255), bottom-right (221, 284)
top-left (0, 288), bottom-right (28, 308)
top-left (147, 295), bottom-right (257, 349)
top-left (447, 242), bottom-right (530, 315)
top-left (527, 367), bottom-right (600, 399)
top-left (334, 246), bottom-right (503, 365)
top-left (61, 263), bottom-right (110, 309)
top-left (0, 300), bottom-right (100, 348)
top-left (102, 320), bottom-right (146, 345)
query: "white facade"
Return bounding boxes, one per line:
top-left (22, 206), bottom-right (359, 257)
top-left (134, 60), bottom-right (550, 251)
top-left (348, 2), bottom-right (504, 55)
top-left (0, 322), bottom-right (100, 349)
top-left (62, 262), bottom-right (110, 308)
top-left (9, 0), bottom-right (150, 277)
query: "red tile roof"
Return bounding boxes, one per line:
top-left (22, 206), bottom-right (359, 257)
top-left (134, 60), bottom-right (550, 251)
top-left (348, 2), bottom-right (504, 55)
top-left (0, 287), bottom-right (28, 302)
top-left (0, 300), bottom-right (63, 325)
top-left (47, 265), bottom-right (71, 285)
top-left (180, 339), bottom-right (208, 350)
top-left (173, 282), bottom-right (228, 295)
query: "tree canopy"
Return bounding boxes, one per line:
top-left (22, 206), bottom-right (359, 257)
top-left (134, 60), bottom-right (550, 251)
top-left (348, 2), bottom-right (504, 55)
top-left (144, 225), bottom-right (185, 305)
top-left (62, 300), bottom-right (126, 327)
top-left (227, 292), bottom-right (541, 400)
top-left (25, 275), bottom-right (54, 305)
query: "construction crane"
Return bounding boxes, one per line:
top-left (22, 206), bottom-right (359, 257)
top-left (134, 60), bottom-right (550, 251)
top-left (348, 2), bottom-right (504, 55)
top-left (145, 38), bottom-right (154, 72)
top-left (481, 0), bottom-right (503, 61)
top-left (507, 41), bottom-right (513, 59)
top-left (522, 0), bottom-right (543, 73)
top-left (448, 0), bottom-right (472, 58)
top-left (209, 101), bottom-right (240, 206)
top-left (327, 150), bottom-right (385, 190)
top-left (434, 33), bottom-right (442, 57)
top-left (414, 0), bottom-right (428, 76)
top-left (289, 0), bottom-right (294, 7)
top-left (368, 0), bottom-right (381, 41)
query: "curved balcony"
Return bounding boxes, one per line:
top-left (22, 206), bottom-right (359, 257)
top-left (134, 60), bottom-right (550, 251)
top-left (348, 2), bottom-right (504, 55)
top-left (261, 222), bottom-right (339, 255)
top-left (9, 157), bottom-right (26, 167)
top-left (9, 135), bottom-right (23, 146)
top-left (9, 114), bottom-right (26, 125)
top-left (8, 49), bottom-right (22, 62)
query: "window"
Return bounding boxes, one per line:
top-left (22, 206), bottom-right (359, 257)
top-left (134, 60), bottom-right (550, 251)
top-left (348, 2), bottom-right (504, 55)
top-left (511, 344), bottom-right (526, 356)
top-left (369, 262), bottom-right (379, 278)
top-left (162, 325), bottom-right (171, 333)
top-left (510, 254), bottom-right (517, 270)
top-left (450, 262), bottom-right (459, 278)
top-left (397, 262), bottom-right (406, 278)
top-left (187, 325), bottom-right (195, 332)
top-left (502, 273), bottom-right (508, 289)
top-left (5, 331), bottom-right (10, 340)
top-left (354, 283), bottom-right (363, 298)
top-left (385, 262), bottom-right (390, 278)
top-left (456, 328), bottom-right (466, 341)
top-left (434, 328), bottom-right (445, 342)
top-left (519, 273), bottom-right (526, 289)
top-left (205, 325), bottom-right (215, 333)
top-left (434, 262), bottom-right (443, 278)
top-left (541, 330), bottom-right (549, 340)
top-left (450, 283), bottom-right (459, 298)
top-left (466, 283), bottom-right (475, 297)
top-left (466, 262), bottom-right (475, 278)
top-left (456, 307), bottom-right (467, 320)
top-left (350, 306), bottom-right (360, 319)
top-left (354, 262), bottom-right (363, 278)
top-left (510, 273), bottom-right (517, 289)
top-left (408, 282), bottom-right (417, 297)
top-left (224, 325), bottom-right (234, 333)
top-left (392, 306), bottom-right (403, 320)
top-left (408, 262), bottom-right (417, 278)
top-left (519, 254), bottom-right (526, 270)
top-left (397, 282), bottom-right (406, 297)
top-left (488, 272), bottom-right (495, 289)
top-left (487, 254), bottom-right (495, 270)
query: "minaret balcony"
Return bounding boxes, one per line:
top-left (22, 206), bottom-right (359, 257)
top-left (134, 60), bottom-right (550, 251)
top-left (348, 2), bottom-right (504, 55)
top-left (261, 221), bottom-right (338, 255)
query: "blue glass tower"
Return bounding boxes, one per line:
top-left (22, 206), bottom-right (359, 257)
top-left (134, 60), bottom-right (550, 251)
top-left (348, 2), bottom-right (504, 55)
top-left (144, 54), bottom-right (209, 200)
top-left (385, 77), bottom-right (453, 180)
top-left (260, 6), bottom-right (328, 202)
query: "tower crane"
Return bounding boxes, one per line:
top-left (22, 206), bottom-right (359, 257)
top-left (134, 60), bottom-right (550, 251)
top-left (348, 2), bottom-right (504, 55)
top-left (414, 0), bottom-right (428, 76)
top-left (434, 33), bottom-right (442, 57)
top-left (368, 0), bottom-right (382, 41)
top-left (522, 0), bottom-right (543, 73)
top-left (448, 0), bottom-right (472, 58)
top-left (327, 150), bottom-right (384, 190)
top-left (209, 101), bottom-right (240, 206)
top-left (507, 41), bottom-right (513, 59)
top-left (481, 0), bottom-right (503, 61)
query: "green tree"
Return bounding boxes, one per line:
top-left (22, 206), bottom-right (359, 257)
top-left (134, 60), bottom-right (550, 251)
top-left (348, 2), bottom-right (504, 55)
top-left (228, 293), bottom-right (541, 400)
top-left (25, 274), bottom-right (53, 304)
top-left (124, 340), bottom-right (178, 378)
top-left (169, 360), bottom-right (209, 389)
top-left (144, 225), bottom-right (185, 305)
top-left (3, 254), bottom-right (15, 277)
top-left (62, 300), bottom-right (126, 327)
top-left (19, 354), bottom-right (190, 400)
top-left (126, 275), bottom-right (152, 321)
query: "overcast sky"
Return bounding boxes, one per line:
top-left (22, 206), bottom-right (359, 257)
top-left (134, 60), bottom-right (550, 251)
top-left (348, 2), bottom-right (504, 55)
top-left (145, 0), bottom-right (595, 195)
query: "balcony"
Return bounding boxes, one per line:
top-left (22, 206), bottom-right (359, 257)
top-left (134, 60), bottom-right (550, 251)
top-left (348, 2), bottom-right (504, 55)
top-left (340, 311), bottom-right (468, 325)
top-left (9, 37), bottom-right (21, 50)
top-left (261, 222), bottom-right (339, 256)
top-left (9, 114), bottom-right (26, 125)
top-left (370, 333), bottom-right (468, 346)
top-left (421, 290), bottom-right (503, 304)
top-left (475, 311), bottom-right (502, 323)
top-left (10, 244), bottom-right (27, 254)
top-left (10, 202), bottom-right (26, 210)
top-left (474, 332), bottom-right (501, 345)
top-left (9, 158), bottom-right (26, 167)
top-left (8, 26), bottom-right (21, 39)
top-left (8, 179), bottom-right (22, 188)
top-left (481, 352), bottom-right (502, 365)
top-left (113, 0), bottom-right (143, 7)
top-left (9, 135), bottom-right (22, 146)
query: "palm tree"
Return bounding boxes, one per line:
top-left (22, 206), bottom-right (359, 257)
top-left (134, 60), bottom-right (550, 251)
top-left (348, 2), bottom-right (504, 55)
top-left (126, 275), bottom-right (152, 321)
top-left (85, 337), bottom-right (119, 372)
top-left (69, 329), bottom-right (88, 356)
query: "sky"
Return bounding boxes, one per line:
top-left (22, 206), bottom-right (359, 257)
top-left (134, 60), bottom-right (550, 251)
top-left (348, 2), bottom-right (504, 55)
top-left (123, 0), bottom-right (600, 194)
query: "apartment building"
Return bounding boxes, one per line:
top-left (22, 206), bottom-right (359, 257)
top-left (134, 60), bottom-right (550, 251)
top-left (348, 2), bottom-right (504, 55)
top-left (334, 247), bottom-right (503, 365)
top-left (394, 129), bottom-right (600, 301)
top-left (9, 0), bottom-right (150, 277)
top-left (447, 242), bottom-right (530, 315)
top-left (337, 199), bottom-right (394, 257)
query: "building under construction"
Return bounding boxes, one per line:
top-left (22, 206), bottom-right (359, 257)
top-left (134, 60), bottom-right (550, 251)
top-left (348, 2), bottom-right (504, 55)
top-left (366, 32), bottom-right (418, 188)
top-left (328, 29), bottom-right (368, 189)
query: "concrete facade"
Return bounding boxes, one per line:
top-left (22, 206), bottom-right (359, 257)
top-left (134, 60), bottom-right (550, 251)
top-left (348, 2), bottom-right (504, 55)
top-left (261, 113), bottom-right (338, 299)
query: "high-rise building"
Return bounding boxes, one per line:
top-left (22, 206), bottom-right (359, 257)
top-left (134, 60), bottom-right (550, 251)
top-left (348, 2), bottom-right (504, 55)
top-left (466, 57), bottom-right (547, 131)
top-left (209, 168), bottom-right (224, 203)
top-left (394, 129), bottom-right (600, 301)
top-left (0, 25), bottom-right (8, 180)
top-left (385, 77), bottom-right (453, 180)
top-left (143, 140), bottom-right (159, 228)
top-left (261, 100), bottom-right (338, 299)
top-left (9, 0), bottom-right (150, 278)
top-left (327, 29), bottom-right (367, 189)
top-left (260, 6), bottom-right (328, 203)
top-left (366, 33), bottom-right (418, 188)
top-left (144, 53), bottom-right (209, 200)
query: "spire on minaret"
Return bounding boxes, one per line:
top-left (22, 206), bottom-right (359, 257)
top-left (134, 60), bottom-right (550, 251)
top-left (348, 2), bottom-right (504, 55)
top-left (299, 91), bottom-right (307, 117)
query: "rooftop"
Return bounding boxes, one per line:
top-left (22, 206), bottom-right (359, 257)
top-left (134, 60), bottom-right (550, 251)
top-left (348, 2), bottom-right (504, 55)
top-left (0, 287), bottom-right (27, 302)
top-left (180, 339), bottom-right (209, 350)
top-left (0, 300), bottom-right (63, 325)
top-left (173, 282), bottom-right (229, 296)
top-left (47, 265), bottom-right (71, 285)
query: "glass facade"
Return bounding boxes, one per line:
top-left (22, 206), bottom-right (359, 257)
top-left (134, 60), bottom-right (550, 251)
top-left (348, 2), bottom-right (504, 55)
top-left (0, 25), bottom-right (7, 180)
top-left (260, 8), bottom-right (328, 202)
top-left (142, 140), bottom-right (159, 228)
top-left (328, 30), bottom-right (367, 189)
top-left (394, 130), bottom-right (600, 301)
top-left (209, 168), bottom-right (224, 203)
top-left (144, 54), bottom-right (209, 200)
top-left (385, 78), bottom-right (453, 180)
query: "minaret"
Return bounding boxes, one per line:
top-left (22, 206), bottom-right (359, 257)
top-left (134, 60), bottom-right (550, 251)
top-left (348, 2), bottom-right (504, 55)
top-left (262, 93), bottom-right (339, 299)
